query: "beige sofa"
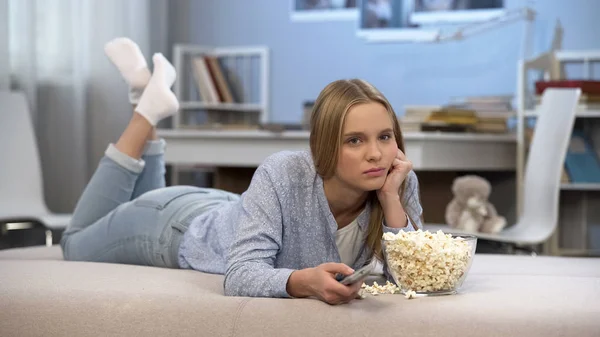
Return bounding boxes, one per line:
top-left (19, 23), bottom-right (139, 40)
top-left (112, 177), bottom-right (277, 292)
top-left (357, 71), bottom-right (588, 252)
top-left (1, 246), bottom-right (599, 337)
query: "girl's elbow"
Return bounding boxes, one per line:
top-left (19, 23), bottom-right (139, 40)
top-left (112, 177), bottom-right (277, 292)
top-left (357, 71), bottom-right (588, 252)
top-left (223, 267), bottom-right (242, 297)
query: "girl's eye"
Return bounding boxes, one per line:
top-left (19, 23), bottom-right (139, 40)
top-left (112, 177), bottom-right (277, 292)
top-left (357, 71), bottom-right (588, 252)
top-left (380, 134), bottom-right (392, 140)
top-left (348, 137), bottom-right (361, 145)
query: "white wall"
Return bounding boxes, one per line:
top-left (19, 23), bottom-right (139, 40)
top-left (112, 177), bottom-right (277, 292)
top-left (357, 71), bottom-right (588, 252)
top-left (167, 0), bottom-right (191, 57)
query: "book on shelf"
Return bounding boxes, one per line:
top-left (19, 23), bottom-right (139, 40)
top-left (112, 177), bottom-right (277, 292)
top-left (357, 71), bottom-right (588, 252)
top-left (448, 95), bottom-right (514, 113)
top-left (404, 105), bottom-right (441, 117)
top-left (400, 101), bottom-right (512, 133)
top-left (536, 94), bottom-right (600, 104)
top-left (399, 95), bottom-right (515, 133)
top-left (400, 124), bottom-right (422, 133)
top-left (525, 127), bottom-right (572, 183)
top-left (190, 57), bottom-right (219, 103)
top-left (535, 80), bottom-right (600, 96)
top-left (534, 94), bottom-right (600, 112)
top-left (453, 95), bottom-right (514, 134)
top-left (399, 105), bottom-right (439, 133)
top-left (205, 56), bottom-right (234, 103)
top-left (189, 55), bottom-right (246, 105)
top-left (400, 116), bottom-right (428, 132)
top-left (475, 122), bottom-right (508, 133)
top-left (564, 130), bottom-right (600, 183)
top-left (426, 108), bottom-right (478, 125)
top-left (420, 122), bottom-right (471, 133)
top-left (186, 55), bottom-right (260, 130)
top-left (534, 80), bottom-right (600, 114)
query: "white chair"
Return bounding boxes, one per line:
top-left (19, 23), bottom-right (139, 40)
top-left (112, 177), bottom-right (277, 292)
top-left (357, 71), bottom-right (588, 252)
top-left (427, 88), bottom-right (582, 253)
top-left (0, 91), bottom-right (71, 245)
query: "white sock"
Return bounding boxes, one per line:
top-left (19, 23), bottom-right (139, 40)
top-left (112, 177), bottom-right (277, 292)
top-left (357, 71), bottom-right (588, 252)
top-left (135, 53), bottom-right (179, 126)
top-left (104, 37), bottom-right (151, 104)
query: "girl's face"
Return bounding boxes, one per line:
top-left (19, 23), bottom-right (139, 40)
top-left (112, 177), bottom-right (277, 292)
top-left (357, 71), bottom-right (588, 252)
top-left (334, 102), bottom-right (398, 192)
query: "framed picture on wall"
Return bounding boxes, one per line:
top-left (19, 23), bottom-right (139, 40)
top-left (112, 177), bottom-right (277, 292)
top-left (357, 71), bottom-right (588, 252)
top-left (358, 0), bottom-right (505, 42)
top-left (358, 0), bottom-right (439, 42)
top-left (411, 0), bottom-right (504, 24)
top-left (291, 0), bottom-right (359, 22)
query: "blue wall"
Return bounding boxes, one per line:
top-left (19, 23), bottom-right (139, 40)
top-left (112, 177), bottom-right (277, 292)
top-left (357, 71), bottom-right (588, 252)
top-left (189, 0), bottom-right (600, 123)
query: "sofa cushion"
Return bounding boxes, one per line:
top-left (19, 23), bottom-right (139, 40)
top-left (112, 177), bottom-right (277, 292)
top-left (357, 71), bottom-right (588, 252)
top-left (0, 259), bottom-right (246, 337)
top-left (0, 245), bottom-right (63, 260)
top-left (0, 247), bottom-right (599, 336)
top-left (1, 245), bottom-right (598, 277)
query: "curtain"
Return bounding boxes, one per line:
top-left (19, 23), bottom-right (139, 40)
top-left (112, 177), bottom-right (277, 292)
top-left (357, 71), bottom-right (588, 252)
top-left (0, 0), bottom-right (8, 90)
top-left (7, 0), bottom-right (169, 213)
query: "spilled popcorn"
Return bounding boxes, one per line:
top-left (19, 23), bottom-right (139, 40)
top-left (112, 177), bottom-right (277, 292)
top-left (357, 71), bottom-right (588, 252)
top-left (360, 281), bottom-right (400, 296)
top-left (358, 281), bottom-right (418, 300)
top-left (404, 290), bottom-right (417, 299)
top-left (382, 230), bottom-right (472, 293)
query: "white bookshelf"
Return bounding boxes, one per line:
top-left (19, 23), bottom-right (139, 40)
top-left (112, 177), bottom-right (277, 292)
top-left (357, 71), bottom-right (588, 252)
top-left (164, 44), bottom-right (269, 185)
top-left (561, 183), bottom-right (600, 191)
top-left (516, 49), bottom-right (600, 256)
top-left (525, 108), bottom-right (600, 118)
top-left (179, 102), bottom-right (264, 112)
top-left (171, 44), bottom-right (269, 128)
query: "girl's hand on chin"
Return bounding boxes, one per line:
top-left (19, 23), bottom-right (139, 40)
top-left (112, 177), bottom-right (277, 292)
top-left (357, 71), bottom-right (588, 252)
top-left (376, 148), bottom-right (412, 203)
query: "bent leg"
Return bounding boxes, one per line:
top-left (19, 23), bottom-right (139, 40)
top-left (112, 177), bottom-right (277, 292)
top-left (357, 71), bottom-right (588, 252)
top-left (61, 37), bottom-right (180, 259)
top-left (132, 139), bottom-right (167, 199)
top-left (62, 112), bottom-right (152, 248)
top-left (65, 144), bottom-right (146, 238)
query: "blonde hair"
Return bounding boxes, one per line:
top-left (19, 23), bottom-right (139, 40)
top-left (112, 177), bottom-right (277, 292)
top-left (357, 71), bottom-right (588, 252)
top-left (309, 79), bottom-right (409, 261)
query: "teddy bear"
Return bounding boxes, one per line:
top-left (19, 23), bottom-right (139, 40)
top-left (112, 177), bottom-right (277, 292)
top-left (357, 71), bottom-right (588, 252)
top-left (445, 175), bottom-right (507, 234)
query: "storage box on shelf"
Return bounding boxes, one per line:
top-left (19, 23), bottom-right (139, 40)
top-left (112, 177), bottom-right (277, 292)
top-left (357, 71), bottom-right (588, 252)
top-left (516, 49), bottom-right (600, 256)
top-left (171, 44), bottom-right (269, 130)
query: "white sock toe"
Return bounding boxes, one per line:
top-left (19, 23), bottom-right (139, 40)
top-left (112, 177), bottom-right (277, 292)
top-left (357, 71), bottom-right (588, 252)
top-left (104, 37), bottom-right (151, 104)
top-left (152, 53), bottom-right (176, 89)
top-left (134, 53), bottom-right (179, 126)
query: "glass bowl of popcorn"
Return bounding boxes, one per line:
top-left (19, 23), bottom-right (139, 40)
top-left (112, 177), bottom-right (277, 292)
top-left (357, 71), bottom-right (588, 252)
top-left (382, 230), bottom-right (477, 296)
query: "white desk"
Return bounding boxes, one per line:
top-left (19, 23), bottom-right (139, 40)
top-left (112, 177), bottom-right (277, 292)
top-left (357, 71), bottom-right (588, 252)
top-left (156, 129), bottom-right (516, 171)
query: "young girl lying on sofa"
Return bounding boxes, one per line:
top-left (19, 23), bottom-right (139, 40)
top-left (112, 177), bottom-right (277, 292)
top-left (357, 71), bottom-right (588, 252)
top-left (60, 38), bottom-right (423, 305)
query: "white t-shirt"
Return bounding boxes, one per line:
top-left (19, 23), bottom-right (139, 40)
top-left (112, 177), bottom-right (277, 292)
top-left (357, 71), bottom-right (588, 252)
top-left (335, 218), bottom-right (364, 267)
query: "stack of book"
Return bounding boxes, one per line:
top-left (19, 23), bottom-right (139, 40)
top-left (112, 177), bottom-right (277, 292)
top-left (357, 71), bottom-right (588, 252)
top-left (400, 106), bottom-right (440, 132)
top-left (446, 95), bottom-right (514, 134)
top-left (534, 80), bottom-right (600, 112)
top-left (400, 96), bottom-right (514, 133)
top-left (422, 107), bottom-right (478, 132)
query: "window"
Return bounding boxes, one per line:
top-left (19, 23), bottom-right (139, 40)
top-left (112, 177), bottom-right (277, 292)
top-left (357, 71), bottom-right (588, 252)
top-left (290, 0), bottom-right (359, 22)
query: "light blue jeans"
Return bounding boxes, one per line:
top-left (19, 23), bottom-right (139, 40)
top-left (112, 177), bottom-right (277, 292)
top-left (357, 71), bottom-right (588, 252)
top-left (60, 139), bottom-right (238, 268)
